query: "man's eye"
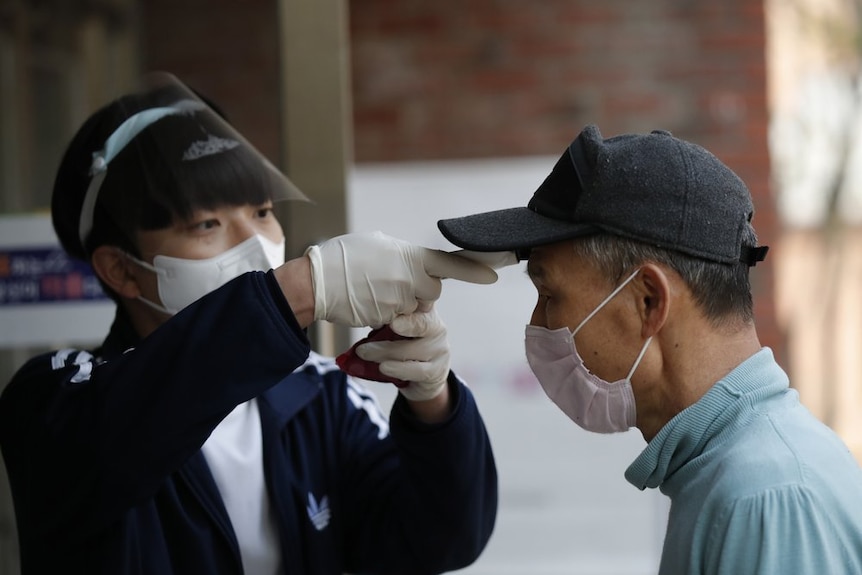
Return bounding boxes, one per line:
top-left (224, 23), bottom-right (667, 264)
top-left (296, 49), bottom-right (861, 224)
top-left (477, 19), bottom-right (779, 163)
top-left (256, 207), bottom-right (274, 219)
top-left (192, 219), bottom-right (219, 231)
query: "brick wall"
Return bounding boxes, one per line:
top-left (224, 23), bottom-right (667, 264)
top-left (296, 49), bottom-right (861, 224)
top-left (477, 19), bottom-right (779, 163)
top-left (350, 2), bottom-right (768, 159)
top-left (139, 0), bottom-right (782, 357)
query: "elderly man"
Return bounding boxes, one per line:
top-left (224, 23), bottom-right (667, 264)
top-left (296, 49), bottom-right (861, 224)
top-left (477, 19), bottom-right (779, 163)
top-left (437, 124), bottom-right (862, 575)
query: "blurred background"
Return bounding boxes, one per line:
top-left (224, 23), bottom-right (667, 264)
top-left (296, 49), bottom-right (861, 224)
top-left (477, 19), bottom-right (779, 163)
top-left (1, 0), bottom-right (862, 573)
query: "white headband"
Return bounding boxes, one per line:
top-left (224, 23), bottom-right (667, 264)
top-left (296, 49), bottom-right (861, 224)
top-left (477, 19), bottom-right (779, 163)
top-left (77, 98), bottom-right (207, 249)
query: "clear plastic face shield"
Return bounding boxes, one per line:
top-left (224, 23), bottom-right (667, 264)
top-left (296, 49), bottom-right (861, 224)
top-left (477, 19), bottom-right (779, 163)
top-left (77, 72), bottom-right (308, 255)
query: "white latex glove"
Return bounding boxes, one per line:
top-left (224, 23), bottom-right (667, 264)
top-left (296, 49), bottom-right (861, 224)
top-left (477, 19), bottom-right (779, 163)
top-left (354, 307), bottom-right (450, 402)
top-left (456, 250), bottom-right (519, 270)
top-left (305, 231), bottom-right (497, 327)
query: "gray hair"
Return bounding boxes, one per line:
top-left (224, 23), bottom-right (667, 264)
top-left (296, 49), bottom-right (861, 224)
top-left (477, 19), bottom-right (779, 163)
top-left (571, 229), bottom-right (758, 326)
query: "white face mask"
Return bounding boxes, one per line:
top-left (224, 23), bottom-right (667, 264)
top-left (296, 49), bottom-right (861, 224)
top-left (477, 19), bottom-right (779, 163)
top-left (128, 234), bottom-right (285, 315)
top-left (524, 269), bottom-right (652, 433)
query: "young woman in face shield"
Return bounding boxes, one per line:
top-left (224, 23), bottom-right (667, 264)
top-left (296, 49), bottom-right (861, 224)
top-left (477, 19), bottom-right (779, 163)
top-left (0, 73), bottom-right (498, 575)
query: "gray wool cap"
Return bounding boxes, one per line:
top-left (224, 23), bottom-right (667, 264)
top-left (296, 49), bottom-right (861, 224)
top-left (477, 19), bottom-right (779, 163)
top-left (437, 124), bottom-right (768, 265)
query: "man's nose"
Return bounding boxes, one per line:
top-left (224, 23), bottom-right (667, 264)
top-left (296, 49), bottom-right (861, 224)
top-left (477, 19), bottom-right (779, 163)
top-left (529, 303), bottom-right (546, 327)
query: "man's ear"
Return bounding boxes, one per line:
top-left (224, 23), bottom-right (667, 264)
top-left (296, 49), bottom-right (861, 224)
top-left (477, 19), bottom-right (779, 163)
top-left (90, 246), bottom-right (142, 300)
top-left (636, 263), bottom-right (671, 338)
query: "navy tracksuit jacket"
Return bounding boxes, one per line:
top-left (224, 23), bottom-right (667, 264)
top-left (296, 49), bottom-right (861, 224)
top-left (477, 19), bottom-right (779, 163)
top-left (0, 271), bottom-right (498, 574)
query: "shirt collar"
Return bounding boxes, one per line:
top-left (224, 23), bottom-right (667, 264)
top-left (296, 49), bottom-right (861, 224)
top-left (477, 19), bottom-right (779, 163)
top-left (624, 347), bottom-right (788, 492)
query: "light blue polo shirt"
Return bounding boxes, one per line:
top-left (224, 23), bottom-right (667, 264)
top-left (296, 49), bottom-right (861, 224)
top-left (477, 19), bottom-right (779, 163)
top-left (627, 348), bottom-right (862, 575)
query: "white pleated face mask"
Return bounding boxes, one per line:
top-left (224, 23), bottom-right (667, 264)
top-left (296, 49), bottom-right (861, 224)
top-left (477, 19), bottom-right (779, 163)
top-left (128, 233), bottom-right (285, 315)
top-left (524, 269), bottom-right (652, 434)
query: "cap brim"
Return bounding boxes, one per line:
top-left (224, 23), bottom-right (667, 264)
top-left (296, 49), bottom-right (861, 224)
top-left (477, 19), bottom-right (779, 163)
top-left (437, 207), bottom-right (598, 257)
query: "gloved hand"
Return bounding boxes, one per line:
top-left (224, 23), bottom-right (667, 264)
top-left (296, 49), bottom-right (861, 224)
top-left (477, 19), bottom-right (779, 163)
top-left (305, 231), bottom-right (497, 327)
top-left (353, 307), bottom-right (450, 402)
top-left (456, 250), bottom-right (519, 270)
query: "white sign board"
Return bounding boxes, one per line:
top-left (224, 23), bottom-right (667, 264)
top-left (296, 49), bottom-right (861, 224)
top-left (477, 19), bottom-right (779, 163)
top-left (0, 213), bottom-right (115, 348)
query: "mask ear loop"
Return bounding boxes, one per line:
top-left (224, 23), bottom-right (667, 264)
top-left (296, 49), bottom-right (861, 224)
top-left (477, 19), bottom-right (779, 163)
top-left (118, 248), bottom-right (160, 275)
top-left (572, 268), bottom-right (641, 335)
top-left (114, 248), bottom-right (173, 316)
top-left (626, 336), bottom-right (653, 381)
top-left (77, 99), bottom-right (207, 252)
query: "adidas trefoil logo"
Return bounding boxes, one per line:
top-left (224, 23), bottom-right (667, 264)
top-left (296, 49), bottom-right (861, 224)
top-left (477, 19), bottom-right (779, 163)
top-left (307, 492), bottom-right (331, 531)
